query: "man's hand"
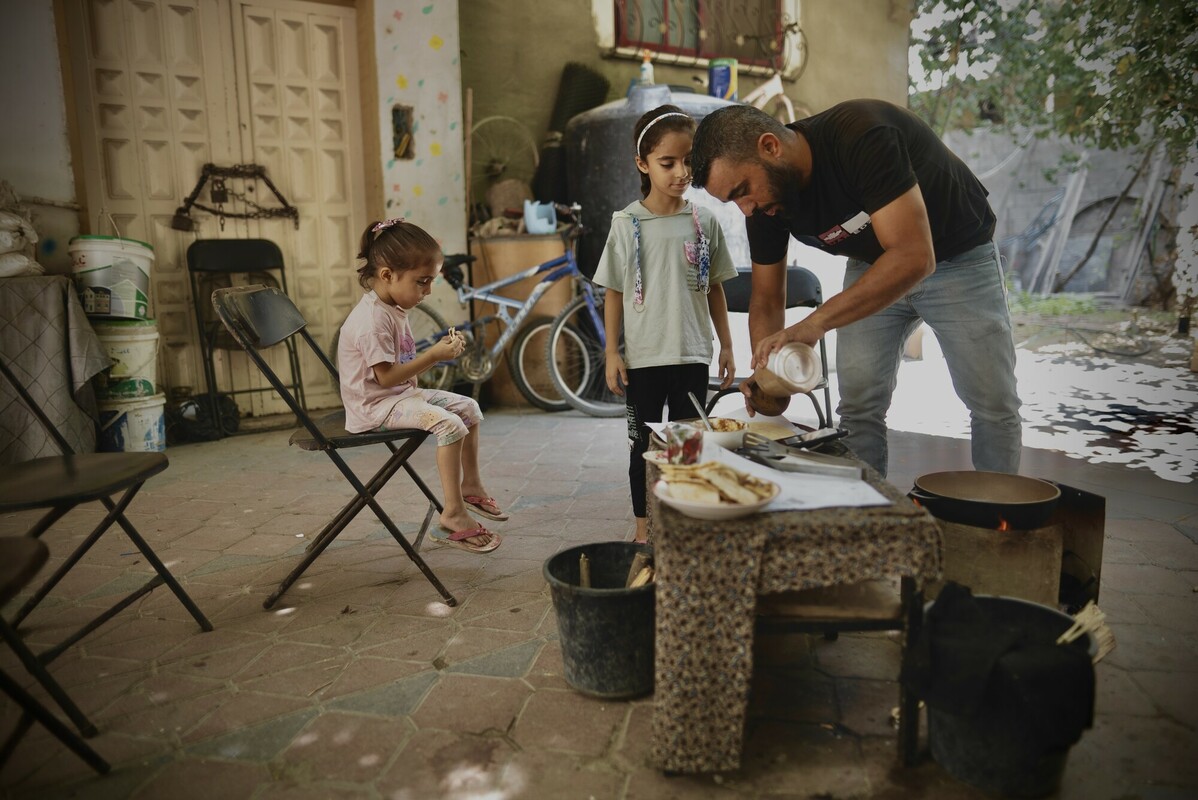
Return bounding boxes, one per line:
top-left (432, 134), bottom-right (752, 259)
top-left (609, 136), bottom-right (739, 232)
top-left (738, 373), bottom-right (760, 417)
top-left (752, 318), bottom-right (825, 370)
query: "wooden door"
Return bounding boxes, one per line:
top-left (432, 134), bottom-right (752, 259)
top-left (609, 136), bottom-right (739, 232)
top-left (63, 0), bottom-right (367, 415)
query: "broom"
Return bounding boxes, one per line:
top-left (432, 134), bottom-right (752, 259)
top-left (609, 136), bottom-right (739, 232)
top-left (1057, 601), bottom-right (1116, 663)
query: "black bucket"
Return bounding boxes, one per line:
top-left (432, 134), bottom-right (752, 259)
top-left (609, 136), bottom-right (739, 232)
top-left (543, 542), bottom-right (654, 699)
top-left (927, 596), bottom-right (1095, 799)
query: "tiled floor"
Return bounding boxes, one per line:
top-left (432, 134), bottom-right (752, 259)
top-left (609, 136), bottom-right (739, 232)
top-left (1, 407), bottom-right (1196, 799)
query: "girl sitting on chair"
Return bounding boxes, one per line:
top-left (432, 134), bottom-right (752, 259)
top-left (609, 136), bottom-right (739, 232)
top-left (337, 218), bottom-right (505, 554)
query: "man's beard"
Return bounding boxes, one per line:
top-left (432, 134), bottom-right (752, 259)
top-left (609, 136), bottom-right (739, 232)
top-left (760, 158), bottom-right (803, 218)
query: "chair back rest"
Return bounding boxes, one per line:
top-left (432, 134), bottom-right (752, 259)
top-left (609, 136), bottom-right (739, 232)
top-left (0, 357), bottom-right (75, 455)
top-left (212, 285), bottom-right (306, 350)
top-left (723, 265), bottom-right (823, 314)
top-left (187, 239), bottom-right (286, 275)
top-left (212, 285), bottom-right (338, 446)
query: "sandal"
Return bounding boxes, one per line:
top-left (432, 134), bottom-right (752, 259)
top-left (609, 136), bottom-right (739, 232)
top-left (463, 495), bottom-right (509, 521)
top-left (433, 525), bottom-right (501, 554)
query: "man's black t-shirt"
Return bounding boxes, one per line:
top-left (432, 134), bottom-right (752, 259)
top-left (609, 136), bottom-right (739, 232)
top-left (746, 99), bottom-right (996, 265)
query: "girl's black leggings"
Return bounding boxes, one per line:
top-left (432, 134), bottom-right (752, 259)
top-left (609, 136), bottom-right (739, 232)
top-left (625, 363), bottom-right (710, 518)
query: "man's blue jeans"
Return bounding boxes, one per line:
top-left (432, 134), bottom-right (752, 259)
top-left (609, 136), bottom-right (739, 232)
top-left (836, 241), bottom-right (1022, 477)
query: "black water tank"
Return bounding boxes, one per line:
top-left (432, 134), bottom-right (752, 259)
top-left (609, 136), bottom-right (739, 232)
top-left (565, 85), bottom-right (736, 278)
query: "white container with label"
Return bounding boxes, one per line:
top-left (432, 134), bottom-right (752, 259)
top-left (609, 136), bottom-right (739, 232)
top-left (69, 235), bottom-right (154, 320)
top-left (755, 343), bottom-right (822, 397)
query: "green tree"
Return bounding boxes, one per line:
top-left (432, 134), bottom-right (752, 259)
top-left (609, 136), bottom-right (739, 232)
top-left (909, 0), bottom-right (1198, 304)
top-left (910, 0), bottom-right (1197, 161)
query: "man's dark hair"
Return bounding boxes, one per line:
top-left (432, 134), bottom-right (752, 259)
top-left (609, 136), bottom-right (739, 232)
top-left (691, 105), bottom-right (790, 188)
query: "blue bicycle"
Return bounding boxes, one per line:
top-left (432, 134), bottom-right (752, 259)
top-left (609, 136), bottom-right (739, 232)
top-left (412, 204), bottom-right (624, 417)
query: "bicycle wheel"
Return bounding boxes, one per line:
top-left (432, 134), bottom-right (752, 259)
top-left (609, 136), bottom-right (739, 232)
top-left (470, 116), bottom-right (539, 207)
top-left (509, 316), bottom-right (570, 412)
top-left (547, 291), bottom-right (625, 417)
top-left (409, 304), bottom-right (457, 391)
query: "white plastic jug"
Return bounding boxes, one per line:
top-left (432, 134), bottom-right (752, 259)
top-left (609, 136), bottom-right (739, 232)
top-left (756, 343), bottom-right (822, 397)
top-left (524, 201), bottom-right (557, 235)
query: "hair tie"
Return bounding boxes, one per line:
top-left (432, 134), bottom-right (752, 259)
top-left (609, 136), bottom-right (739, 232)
top-left (635, 112), bottom-right (691, 157)
top-left (372, 217), bottom-right (404, 234)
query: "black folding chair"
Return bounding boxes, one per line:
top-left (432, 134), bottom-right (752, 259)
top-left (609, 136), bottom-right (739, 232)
top-left (706, 265), bottom-right (833, 428)
top-left (0, 537), bottom-right (109, 774)
top-left (187, 238), bottom-right (307, 437)
top-left (210, 284), bottom-right (457, 609)
top-left (0, 357), bottom-right (213, 741)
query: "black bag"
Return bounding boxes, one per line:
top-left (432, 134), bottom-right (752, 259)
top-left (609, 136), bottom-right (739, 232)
top-left (166, 393), bottom-right (240, 443)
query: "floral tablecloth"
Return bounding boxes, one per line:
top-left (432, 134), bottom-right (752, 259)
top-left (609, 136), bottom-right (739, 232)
top-left (647, 452), bottom-right (942, 773)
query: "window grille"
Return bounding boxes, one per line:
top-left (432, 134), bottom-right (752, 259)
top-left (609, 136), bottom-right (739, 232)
top-left (615, 0), bottom-right (786, 68)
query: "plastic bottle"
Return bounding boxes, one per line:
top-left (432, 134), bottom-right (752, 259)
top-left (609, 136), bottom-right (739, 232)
top-left (639, 50), bottom-right (655, 85)
top-left (755, 343), bottom-right (822, 398)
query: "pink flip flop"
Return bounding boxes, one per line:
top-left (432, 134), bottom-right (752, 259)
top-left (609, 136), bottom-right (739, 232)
top-left (463, 495), bottom-right (509, 521)
top-left (434, 524), bottom-right (501, 554)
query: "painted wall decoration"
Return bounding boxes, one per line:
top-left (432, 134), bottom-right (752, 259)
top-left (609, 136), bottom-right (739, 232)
top-left (375, 0), bottom-right (467, 257)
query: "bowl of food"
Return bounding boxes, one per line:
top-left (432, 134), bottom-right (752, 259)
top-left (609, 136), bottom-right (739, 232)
top-left (689, 417), bottom-right (748, 449)
top-left (653, 461), bottom-right (779, 520)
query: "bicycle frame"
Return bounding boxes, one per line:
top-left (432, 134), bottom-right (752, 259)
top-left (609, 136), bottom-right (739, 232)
top-left (417, 246), bottom-right (606, 377)
top-left (741, 72), bottom-right (796, 124)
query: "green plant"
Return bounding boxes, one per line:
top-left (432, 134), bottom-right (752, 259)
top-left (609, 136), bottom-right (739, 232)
top-left (1009, 291), bottom-right (1098, 317)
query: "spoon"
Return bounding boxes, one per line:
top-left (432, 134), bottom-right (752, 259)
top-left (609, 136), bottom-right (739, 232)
top-left (688, 392), bottom-right (714, 431)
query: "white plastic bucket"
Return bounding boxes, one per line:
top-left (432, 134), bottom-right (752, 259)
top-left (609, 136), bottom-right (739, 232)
top-left (98, 394), bottom-right (166, 453)
top-left (92, 318), bottom-right (158, 400)
top-left (70, 235), bottom-right (154, 320)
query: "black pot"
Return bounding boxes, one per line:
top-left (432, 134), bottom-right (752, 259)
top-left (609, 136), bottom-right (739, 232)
top-left (909, 471), bottom-right (1061, 530)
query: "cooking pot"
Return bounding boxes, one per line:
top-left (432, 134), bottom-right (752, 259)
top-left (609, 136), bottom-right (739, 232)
top-left (909, 471), bottom-right (1061, 530)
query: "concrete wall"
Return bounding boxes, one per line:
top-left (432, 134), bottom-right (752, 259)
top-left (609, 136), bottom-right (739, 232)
top-left (0, 0), bottom-right (80, 273)
top-left (943, 128), bottom-right (1163, 294)
top-left (373, 0), bottom-right (467, 256)
top-left (459, 0), bottom-right (914, 147)
top-left (795, 0), bottom-right (913, 112)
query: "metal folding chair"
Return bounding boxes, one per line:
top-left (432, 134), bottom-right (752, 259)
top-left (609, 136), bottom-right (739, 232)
top-left (0, 358), bottom-right (213, 665)
top-left (756, 577), bottom-right (923, 766)
top-left (210, 284), bottom-right (457, 609)
top-left (705, 265), bottom-right (833, 428)
top-left (186, 238), bottom-right (307, 437)
top-left (0, 537), bottom-right (109, 774)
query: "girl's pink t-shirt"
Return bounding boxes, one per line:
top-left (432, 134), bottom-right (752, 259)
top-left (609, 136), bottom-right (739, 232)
top-left (337, 290), bottom-right (420, 433)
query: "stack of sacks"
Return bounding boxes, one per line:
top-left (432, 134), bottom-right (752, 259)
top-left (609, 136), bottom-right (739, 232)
top-left (0, 180), bottom-right (44, 278)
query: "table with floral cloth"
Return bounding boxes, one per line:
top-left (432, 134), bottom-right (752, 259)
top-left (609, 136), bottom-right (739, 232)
top-left (646, 452), bottom-right (942, 774)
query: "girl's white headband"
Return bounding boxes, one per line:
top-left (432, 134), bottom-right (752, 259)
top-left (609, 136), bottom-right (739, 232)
top-left (635, 112), bottom-right (691, 156)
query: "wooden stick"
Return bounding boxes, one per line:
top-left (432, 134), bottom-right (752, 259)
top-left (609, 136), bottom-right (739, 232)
top-left (464, 86), bottom-right (473, 211)
top-left (579, 553), bottom-right (590, 588)
top-left (629, 566), bottom-right (654, 588)
top-left (625, 552), bottom-right (650, 588)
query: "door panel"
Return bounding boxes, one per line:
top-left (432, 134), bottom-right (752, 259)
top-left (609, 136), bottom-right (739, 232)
top-left (233, 0), bottom-right (365, 412)
top-left (65, 0), bottom-right (366, 417)
top-left (66, 0), bottom-right (239, 398)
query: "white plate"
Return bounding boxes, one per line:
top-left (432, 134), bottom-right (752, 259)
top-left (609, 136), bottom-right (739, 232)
top-left (642, 450), bottom-right (671, 465)
top-left (653, 478), bottom-right (780, 520)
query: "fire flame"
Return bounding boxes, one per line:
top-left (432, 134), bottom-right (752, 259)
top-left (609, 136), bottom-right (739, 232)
top-left (997, 516), bottom-right (1010, 531)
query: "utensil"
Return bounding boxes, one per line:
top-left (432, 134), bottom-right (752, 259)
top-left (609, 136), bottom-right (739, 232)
top-left (910, 471), bottom-right (1061, 529)
top-left (740, 432), bottom-right (864, 479)
top-left (688, 392), bottom-right (713, 431)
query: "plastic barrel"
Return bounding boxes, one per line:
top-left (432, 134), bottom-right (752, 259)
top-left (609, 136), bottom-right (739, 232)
top-left (70, 235), bottom-right (154, 320)
top-left (98, 394), bottom-right (166, 453)
top-left (927, 596), bottom-right (1095, 799)
top-left (543, 542), bottom-right (655, 699)
top-left (92, 318), bottom-right (159, 400)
